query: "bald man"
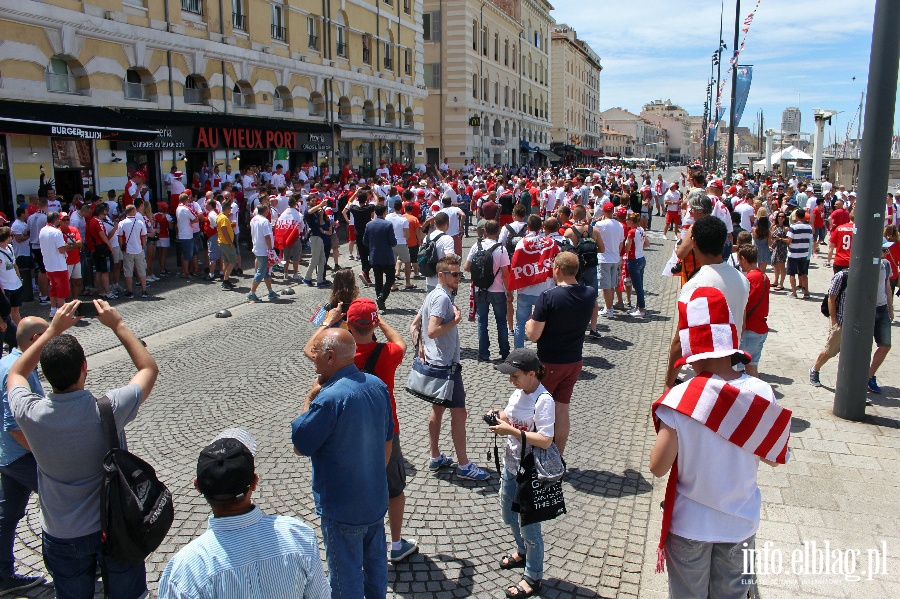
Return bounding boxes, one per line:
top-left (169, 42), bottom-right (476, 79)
top-left (0, 317), bottom-right (48, 593)
top-left (292, 326), bottom-right (395, 597)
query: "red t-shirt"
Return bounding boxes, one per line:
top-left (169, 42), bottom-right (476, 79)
top-left (830, 223), bottom-right (854, 267)
top-left (405, 214), bottom-right (421, 248)
top-left (886, 243), bottom-right (900, 280)
top-left (155, 213), bottom-right (171, 238)
top-left (86, 217), bottom-right (104, 251)
top-left (354, 341), bottom-right (404, 434)
top-left (812, 206), bottom-right (825, 229)
top-left (744, 269), bottom-right (770, 334)
top-left (830, 208), bottom-right (850, 229)
top-left (60, 225), bottom-right (81, 265)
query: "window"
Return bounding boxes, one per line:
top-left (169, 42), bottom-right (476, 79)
top-left (482, 76), bottom-right (488, 101)
top-left (504, 39), bottom-right (509, 66)
top-left (511, 87), bottom-right (515, 110)
top-left (504, 85), bottom-right (509, 107)
top-left (403, 48), bottom-right (411, 75)
top-left (403, 0), bottom-right (410, 14)
top-left (494, 81), bottom-right (498, 104)
top-left (231, 0), bottom-right (245, 30)
top-left (423, 11), bottom-right (441, 41)
top-left (309, 92), bottom-right (325, 116)
top-left (472, 20), bottom-right (477, 50)
top-left (404, 107), bottom-right (414, 129)
top-left (363, 101), bottom-right (375, 125)
top-left (472, 73), bottom-right (477, 98)
top-left (336, 25), bottom-right (347, 57)
top-left (273, 88), bottom-right (290, 111)
top-left (494, 33), bottom-right (499, 61)
top-left (482, 26), bottom-right (488, 56)
top-left (362, 35), bottom-right (371, 64)
top-left (383, 41), bottom-right (393, 70)
top-left (271, 5), bottom-right (285, 41)
top-left (424, 64), bottom-right (443, 89)
top-left (511, 45), bottom-right (516, 70)
top-left (46, 57), bottom-right (77, 93)
top-left (123, 69), bottom-right (146, 100)
top-left (184, 75), bottom-right (205, 104)
top-left (307, 16), bottom-right (318, 50)
top-left (181, 0), bottom-right (201, 14)
top-left (338, 97), bottom-right (351, 122)
top-left (232, 84), bottom-right (246, 108)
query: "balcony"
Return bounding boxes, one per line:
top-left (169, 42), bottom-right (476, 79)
top-left (123, 81), bottom-right (147, 100)
top-left (272, 25), bottom-right (285, 41)
top-left (45, 72), bottom-right (77, 94)
top-left (181, 0), bottom-right (201, 14)
top-left (184, 87), bottom-right (204, 105)
top-left (308, 34), bottom-right (318, 50)
top-left (232, 14), bottom-right (246, 31)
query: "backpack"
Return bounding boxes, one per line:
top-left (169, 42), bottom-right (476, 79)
top-left (504, 224), bottom-right (525, 257)
top-left (570, 224), bottom-right (599, 275)
top-left (97, 395), bottom-right (173, 578)
top-left (821, 270), bottom-right (848, 317)
top-left (417, 231), bottom-right (445, 277)
top-left (470, 241), bottom-right (502, 290)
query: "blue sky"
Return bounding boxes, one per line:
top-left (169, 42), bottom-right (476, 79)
top-left (550, 0), bottom-right (899, 145)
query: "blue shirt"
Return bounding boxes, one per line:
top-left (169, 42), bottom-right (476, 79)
top-left (157, 506), bottom-right (330, 599)
top-left (0, 349), bottom-right (42, 467)
top-left (291, 365), bottom-right (393, 526)
top-left (362, 218), bottom-right (397, 266)
top-left (303, 209), bottom-right (322, 238)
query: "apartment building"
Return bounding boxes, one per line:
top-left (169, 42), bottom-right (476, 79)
top-left (549, 24), bottom-right (602, 163)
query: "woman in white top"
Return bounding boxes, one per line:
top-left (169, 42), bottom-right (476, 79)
top-left (487, 348), bottom-right (555, 599)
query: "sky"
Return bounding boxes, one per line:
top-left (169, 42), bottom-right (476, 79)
top-left (549, 0), bottom-right (900, 146)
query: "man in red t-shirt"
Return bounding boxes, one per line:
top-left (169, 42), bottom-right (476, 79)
top-left (59, 212), bottom-right (83, 299)
top-left (828, 200), bottom-right (850, 230)
top-left (342, 299), bottom-right (418, 563)
top-left (737, 245), bottom-right (769, 376)
top-left (828, 214), bottom-right (854, 273)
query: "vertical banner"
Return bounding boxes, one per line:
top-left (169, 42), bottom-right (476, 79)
top-left (733, 66), bottom-right (753, 128)
top-left (707, 106), bottom-right (726, 145)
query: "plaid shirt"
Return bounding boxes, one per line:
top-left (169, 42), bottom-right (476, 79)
top-left (827, 269), bottom-right (849, 326)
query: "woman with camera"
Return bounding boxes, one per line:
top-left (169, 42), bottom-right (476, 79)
top-left (486, 348), bottom-right (555, 599)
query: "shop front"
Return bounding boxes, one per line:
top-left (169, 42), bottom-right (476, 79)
top-left (337, 124), bottom-right (420, 178)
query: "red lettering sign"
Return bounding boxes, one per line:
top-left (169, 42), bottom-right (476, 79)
top-left (197, 127), bottom-right (210, 148)
top-left (192, 127), bottom-right (320, 150)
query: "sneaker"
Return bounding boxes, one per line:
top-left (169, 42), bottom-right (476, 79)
top-left (359, 273), bottom-right (372, 287)
top-left (428, 454), bottom-right (454, 470)
top-left (587, 329), bottom-right (601, 339)
top-left (626, 301), bottom-right (633, 309)
top-left (141, 291), bottom-right (149, 298)
top-left (302, 278), bottom-right (315, 287)
top-left (456, 462), bottom-right (489, 481)
top-left (38, 296), bottom-right (49, 305)
top-left (809, 368), bottom-right (822, 387)
top-left (866, 397), bottom-right (874, 406)
top-left (123, 291), bottom-right (134, 298)
top-left (317, 281), bottom-right (332, 288)
top-left (48, 308), bottom-right (57, 318)
top-left (0, 573), bottom-right (44, 594)
top-left (868, 376), bottom-right (881, 394)
top-left (389, 538), bottom-right (419, 563)
top-left (247, 292), bottom-right (262, 303)
top-left (207, 273), bottom-right (216, 281)
top-left (604, 309), bottom-right (616, 319)
top-left (222, 280), bottom-right (236, 289)
top-left (268, 291), bottom-right (279, 300)
top-left (798, 289), bottom-right (806, 300)
top-left (629, 309), bottom-right (646, 318)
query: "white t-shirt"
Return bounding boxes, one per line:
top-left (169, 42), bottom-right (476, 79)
top-left (169, 178), bottom-right (185, 196)
top-left (103, 218), bottom-right (120, 249)
top-left (118, 217), bottom-right (147, 255)
top-left (385, 213), bottom-right (409, 245)
top-left (424, 229), bottom-right (456, 289)
top-left (0, 245), bottom-right (21, 291)
top-left (629, 227), bottom-right (647, 260)
top-left (38, 225), bottom-right (67, 273)
top-left (270, 172), bottom-right (286, 188)
top-left (47, 199), bottom-right (62, 213)
top-left (230, 203), bottom-right (240, 234)
top-left (250, 214), bottom-right (273, 257)
top-left (10, 220), bottom-right (29, 258)
top-left (734, 202), bottom-right (755, 231)
top-left (498, 221), bottom-right (526, 248)
top-left (503, 384), bottom-right (555, 473)
top-left (664, 190), bottom-right (682, 212)
top-left (105, 201), bottom-right (119, 218)
top-left (175, 206), bottom-right (194, 240)
top-left (242, 175), bottom-right (257, 199)
top-left (596, 219), bottom-right (625, 264)
top-left (656, 373), bottom-right (775, 543)
top-left (680, 262), bottom-right (750, 336)
top-left (465, 240), bottom-right (509, 293)
top-left (440, 207), bottom-right (464, 237)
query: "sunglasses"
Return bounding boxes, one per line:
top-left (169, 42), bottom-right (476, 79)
top-left (440, 271), bottom-right (462, 278)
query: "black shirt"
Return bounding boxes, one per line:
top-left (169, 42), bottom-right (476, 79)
top-left (498, 194), bottom-right (515, 215)
top-left (531, 284), bottom-right (595, 364)
top-left (349, 204), bottom-right (376, 237)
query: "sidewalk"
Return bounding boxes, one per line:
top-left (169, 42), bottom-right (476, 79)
top-left (640, 251), bottom-right (900, 599)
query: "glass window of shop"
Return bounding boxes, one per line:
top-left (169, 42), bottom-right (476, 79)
top-left (51, 139), bottom-right (94, 202)
top-left (402, 143), bottom-right (414, 166)
top-left (337, 141), bottom-right (351, 169)
top-left (357, 141), bottom-right (374, 175)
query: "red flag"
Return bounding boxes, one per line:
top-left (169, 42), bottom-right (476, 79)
top-left (273, 219), bottom-right (300, 250)
top-left (507, 236), bottom-right (559, 292)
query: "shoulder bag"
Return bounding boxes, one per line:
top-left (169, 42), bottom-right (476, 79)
top-left (511, 431), bottom-right (567, 526)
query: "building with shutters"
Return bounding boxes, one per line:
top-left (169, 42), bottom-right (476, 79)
top-left (549, 24), bottom-right (602, 163)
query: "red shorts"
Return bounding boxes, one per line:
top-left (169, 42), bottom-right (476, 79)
top-left (47, 270), bottom-right (71, 299)
top-left (348, 227), bottom-right (356, 242)
top-left (498, 214), bottom-right (513, 227)
top-left (665, 211), bottom-right (681, 228)
top-left (541, 360), bottom-right (582, 405)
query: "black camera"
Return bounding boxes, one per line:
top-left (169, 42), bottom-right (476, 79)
top-left (483, 412), bottom-right (499, 426)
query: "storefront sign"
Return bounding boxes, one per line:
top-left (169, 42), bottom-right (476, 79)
top-left (50, 126), bottom-right (102, 139)
top-left (491, 138), bottom-right (506, 146)
top-left (125, 128), bottom-right (188, 150)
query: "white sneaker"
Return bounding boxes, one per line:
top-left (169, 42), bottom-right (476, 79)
top-left (629, 309), bottom-right (646, 318)
top-left (605, 309), bottom-right (616, 319)
top-left (49, 308), bottom-right (57, 318)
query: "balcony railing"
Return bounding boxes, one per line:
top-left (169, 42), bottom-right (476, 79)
top-left (336, 42), bottom-right (347, 57)
top-left (233, 91), bottom-right (249, 108)
top-left (232, 13), bottom-right (246, 30)
top-left (45, 72), bottom-right (75, 93)
top-left (307, 34), bottom-right (318, 50)
top-left (272, 25), bottom-right (285, 41)
top-left (181, 0), bottom-right (201, 14)
top-left (184, 87), bottom-right (204, 105)
top-left (123, 81), bottom-right (147, 100)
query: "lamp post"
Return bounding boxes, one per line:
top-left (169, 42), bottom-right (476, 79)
top-left (725, 0), bottom-right (741, 183)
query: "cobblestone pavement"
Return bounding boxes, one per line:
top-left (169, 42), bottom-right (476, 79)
top-left (7, 223), bottom-right (681, 598)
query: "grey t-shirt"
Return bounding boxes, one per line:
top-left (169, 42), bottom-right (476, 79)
top-left (420, 286), bottom-right (461, 367)
top-left (10, 383), bottom-right (142, 539)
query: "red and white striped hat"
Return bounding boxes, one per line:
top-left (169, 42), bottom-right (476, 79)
top-left (675, 287), bottom-right (751, 367)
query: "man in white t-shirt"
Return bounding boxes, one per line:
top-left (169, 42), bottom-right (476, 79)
top-left (385, 200), bottom-right (412, 289)
top-left (595, 202), bottom-right (625, 318)
top-left (247, 205), bottom-right (277, 303)
top-left (38, 212), bottom-right (71, 315)
top-left (663, 183), bottom-right (682, 238)
top-left (734, 200), bottom-right (755, 232)
top-left (175, 194), bottom-right (198, 278)
top-left (423, 213), bottom-right (455, 292)
top-left (270, 164), bottom-right (286, 189)
top-left (242, 168), bottom-right (258, 207)
top-left (463, 220), bottom-right (510, 361)
top-left (117, 205), bottom-right (148, 298)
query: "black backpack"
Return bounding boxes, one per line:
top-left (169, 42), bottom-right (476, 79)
top-left (417, 231), bottom-right (445, 277)
top-left (97, 395), bottom-right (173, 578)
top-left (504, 224), bottom-right (525, 257)
top-left (570, 224), bottom-right (599, 275)
top-left (470, 241), bottom-right (502, 290)
top-left (821, 270), bottom-right (848, 317)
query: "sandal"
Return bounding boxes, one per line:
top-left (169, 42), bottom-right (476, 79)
top-left (505, 576), bottom-right (541, 598)
top-left (499, 553), bottom-right (526, 570)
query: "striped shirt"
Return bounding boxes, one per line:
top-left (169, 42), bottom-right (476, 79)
top-left (157, 507), bottom-right (330, 599)
top-left (786, 222), bottom-right (813, 259)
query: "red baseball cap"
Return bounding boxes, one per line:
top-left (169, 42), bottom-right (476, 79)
top-left (708, 179), bottom-right (724, 191)
top-left (346, 298), bottom-right (379, 328)
top-left (603, 201), bottom-right (615, 212)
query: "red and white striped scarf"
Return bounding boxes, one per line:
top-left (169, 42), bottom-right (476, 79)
top-left (651, 373), bottom-right (791, 573)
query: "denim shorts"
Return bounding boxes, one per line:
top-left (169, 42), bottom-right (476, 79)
top-left (874, 304), bottom-right (892, 347)
top-left (253, 255), bottom-right (269, 282)
top-left (739, 330), bottom-right (768, 365)
top-left (179, 238), bottom-right (196, 262)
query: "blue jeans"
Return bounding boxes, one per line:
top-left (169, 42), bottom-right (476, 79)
top-left (514, 294), bottom-right (539, 349)
top-left (500, 469), bottom-right (544, 581)
top-left (42, 530), bottom-right (147, 599)
top-left (475, 290), bottom-right (509, 360)
top-left (253, 255), bottom-right (269, 283)
top-left (627, 257), bottom-right (646, 310)
top-left (320, 516), bottom-right (387, 599)
top-left (0, 453), bottom-right (38, 578)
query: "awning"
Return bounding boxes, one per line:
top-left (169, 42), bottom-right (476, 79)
top-left (337, 123), bottom-right (422, 143)
top-left (538, 149), bottom-right (564, 162)
top-left (520, 140), bottom-right (536, 153)
top-left (580, 149), bottom-right (603, 157)
top-left (0, 99), bottom-right (158, 141)
top-left (120, 108), bottom-right (332, 134)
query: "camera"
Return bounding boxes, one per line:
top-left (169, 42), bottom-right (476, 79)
top-left (76, 301), bottom-right (98, 318)
top-left (483, 412), bottom-right (499, 427)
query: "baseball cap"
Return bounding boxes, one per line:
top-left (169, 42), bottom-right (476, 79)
top-left (494, 348), bottom-right (542, 375)
top-left (59, 212), bottom-right (68, 219)
top-left (603, 201), bottom-right (615, 212)
top-left (346, 298), bottom-right (379, 328)
top-left (669, 182), bottom-right (678, 189)
top-left (196, 429), bottom-right (257, 501)
top-left (708, 180), bottom-right (724, 191)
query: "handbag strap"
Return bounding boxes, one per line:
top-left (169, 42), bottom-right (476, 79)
top-left (363, 343), bottom-right (386, 374)
top-left (95, 394), bottom-right (120, 452)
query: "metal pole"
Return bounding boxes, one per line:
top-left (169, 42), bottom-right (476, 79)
top-left (725, 0), bottom-right (740, 183)
top-left (833, 0), bottom-right (900, 421)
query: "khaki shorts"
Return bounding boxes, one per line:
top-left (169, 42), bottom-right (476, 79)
top-left (67, 262), bottom-right (82, 279)
top-left (123, 252), bottom-right (147, 278)
top-left (111, 246), bottom-right (123, 264)
top-left (822, 323), bottom-right (842, 358)
top-left (220, 242), bottom-right (237, 265)
top-left (392, 244), bottom-right (411, 263)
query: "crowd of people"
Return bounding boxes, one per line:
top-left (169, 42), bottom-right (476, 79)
top-left (0, 157), bottom-right (895, 599)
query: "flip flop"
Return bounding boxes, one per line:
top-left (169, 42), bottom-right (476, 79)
top-left (499, 553), bottom-right (526, 570)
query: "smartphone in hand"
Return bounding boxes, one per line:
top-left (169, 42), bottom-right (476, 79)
top-left (76, 301), bottom-right (98, 318)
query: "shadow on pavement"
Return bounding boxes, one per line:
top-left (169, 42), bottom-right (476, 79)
top-left (539, 578), bottom-right (604, 597)
top-left (431, 468), bottom-right (500, 497)
top-left (590, 335), bottom-right (633, 351)
top-left (389, 553), bottom-right (475, 598)
top-left (759, 373), bottom-right (794, 386)
top-left (565, 468), bottom-right (652, 497)
top-left (866, 414), bottom-right (900, 429)
top-left (790, 418), bottom-right (811, 433)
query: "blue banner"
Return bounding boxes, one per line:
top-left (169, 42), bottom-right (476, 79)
top-left (733, 66), bottom-right (753, 128)
top-left (707, 106), bottom-right (725, 145)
